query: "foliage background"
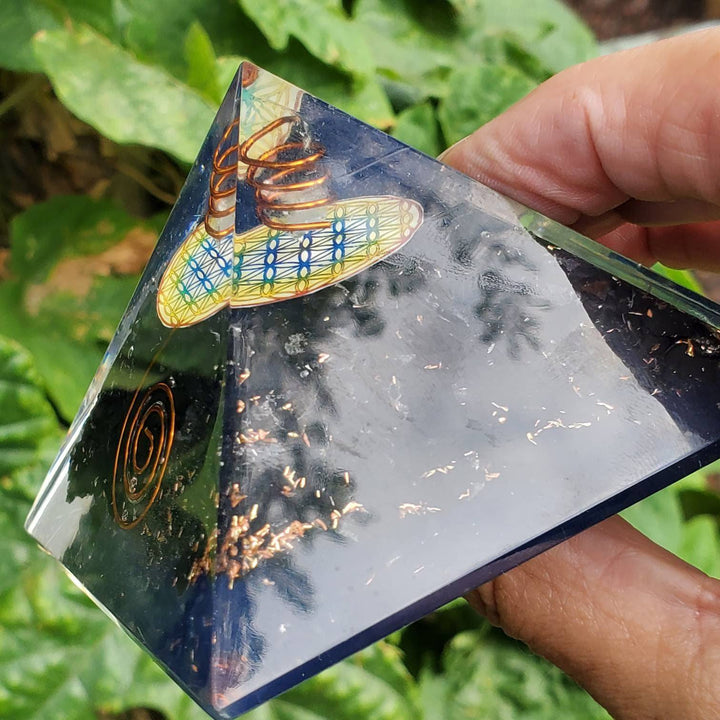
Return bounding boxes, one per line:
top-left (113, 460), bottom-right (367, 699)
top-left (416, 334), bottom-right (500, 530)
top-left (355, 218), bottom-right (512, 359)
top-left (1, 1), bottom-right (720, 718)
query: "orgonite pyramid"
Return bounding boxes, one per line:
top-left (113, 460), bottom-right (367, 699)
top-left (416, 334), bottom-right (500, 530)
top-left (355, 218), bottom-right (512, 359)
top-left (26, 63), bottom-right (720, 718)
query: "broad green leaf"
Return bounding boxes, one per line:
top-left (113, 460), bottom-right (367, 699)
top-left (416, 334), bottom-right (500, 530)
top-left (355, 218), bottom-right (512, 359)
top-left (416, 668), bottom-right (451, 720)
top-left (1, 458), bottom-right (419, 720)
top-left (399, 601), bottom-right (485, 679)
top-left (279, 641), bottom-right (420, 720)
top-left (0, 337), bottom-right (56, 477)
top-left (0, 467), bottom-right (209, 720)
top-left (0, 0), bottom-right (135, 73)
top-left (353, 0), bottom-right (456, 100)
top-left (624, 475), bottom-right (720, 578)
top-left (349, 641), bottom-right (417, 700)
top-left (263, 43), bottom-right (394, 129)
top-left (680, 458), bottom-right (720, 490)
top-left (353, 0), bottom-right (571, 108)
top-left (0, 0), bottom-right (58, 72)
top-left (33, 25), bottom-right (216, 163)
top-left (238, 0), bottom-right (374, 75)
top-left (1, 197), bottom-right (160, 420)
top-left (499, 35), bottom-right (555, 84)
top-left (10, 196), bottom-right (141, 285)
top-left (55, 0), bottom-right (123, 43)
top-left (677, 461), bottom-right (720, 518)
top-left (438, 63), bottom-right (537, 145)
top-left (0, 280), bottom-right (129, 423)
top-left (217, 55), bottom-right (246, 94)
top-left (2, 431), bottom-right (63, 504)
top-left (434, 597), bottom-right (467, 614)
top-left (0, 0), bottom-right (127, 73)
top-left (455, 0), bottom-right (597, 74)
top-left (122, 0), bottom-right (262, 80)
top-left (622, 484), bottom-right (685, 555)
top-left (341, 76), bottom-right (395, 131)
top-left (184, 21), bottom-right (222, 105)
top-left (430, 628), bottom-right (611, 719)
top-left (392, 102), bottom-right (441, 157)
top-left (224, 45), bottom-right (395, 128)
top-left (679, 516), bottom-right (720, 578)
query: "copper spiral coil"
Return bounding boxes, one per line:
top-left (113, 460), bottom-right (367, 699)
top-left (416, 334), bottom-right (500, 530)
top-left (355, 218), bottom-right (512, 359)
top-left (112, 382), bottom-right (176, 530)
top-left (238, 115), bottom-right (332, 232)
top-left (205, 119), bottom-right (239, 240)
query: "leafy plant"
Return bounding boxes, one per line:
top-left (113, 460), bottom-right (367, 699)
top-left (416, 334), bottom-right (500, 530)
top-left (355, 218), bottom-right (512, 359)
top-left (1, 1), bottom-right (718, 720)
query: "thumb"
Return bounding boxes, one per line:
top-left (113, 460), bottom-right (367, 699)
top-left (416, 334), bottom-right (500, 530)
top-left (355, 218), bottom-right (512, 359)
top-left (467, 517), bottom-right (720, 720)
top-left (441, 28), bottom-right (720, 271)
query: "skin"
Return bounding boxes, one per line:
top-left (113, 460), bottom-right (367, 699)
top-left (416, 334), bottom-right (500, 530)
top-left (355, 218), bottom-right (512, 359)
top-left (441, 29), bottom-right (720, 720)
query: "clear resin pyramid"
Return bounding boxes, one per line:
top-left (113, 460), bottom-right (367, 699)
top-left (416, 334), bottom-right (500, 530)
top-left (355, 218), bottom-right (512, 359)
top-left (26, 63), bottom-right (720, 718)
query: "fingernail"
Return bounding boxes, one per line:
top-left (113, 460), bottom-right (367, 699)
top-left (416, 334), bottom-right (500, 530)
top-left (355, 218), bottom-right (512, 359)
top-left (437, 137), bottom-right (465, 162)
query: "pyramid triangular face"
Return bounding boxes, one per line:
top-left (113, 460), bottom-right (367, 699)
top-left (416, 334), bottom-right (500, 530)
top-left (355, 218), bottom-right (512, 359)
top-left (26, 62), bottom-right (720, 718)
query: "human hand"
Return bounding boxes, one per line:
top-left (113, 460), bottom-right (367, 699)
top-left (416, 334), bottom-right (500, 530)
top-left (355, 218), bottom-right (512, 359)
top-left (442, 29), bottom-right (720, 720)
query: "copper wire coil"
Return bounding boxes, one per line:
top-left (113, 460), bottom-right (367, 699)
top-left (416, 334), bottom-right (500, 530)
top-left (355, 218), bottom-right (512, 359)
top-left (112, 382), bottom-right (176, 530)
top-left (205, 119), bottom-right (239, 240)
top-left (238, 116), bottom-right (332, 232)
top-left (204, 114), bottom-right (331, 237)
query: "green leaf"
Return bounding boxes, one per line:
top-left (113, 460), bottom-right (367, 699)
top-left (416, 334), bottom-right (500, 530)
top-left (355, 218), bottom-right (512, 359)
top-left (427, 628), bottom-right (611, 719)
top-left (623, 474), bottom-right (720, 579)
top-left (2, 445), bottom-right (419, 720)
top-left (392, 102), bottom-right (441, 157)
top-left (434, 597), bottom-right (467, 614)
top-left (350, 641), bottom-right (417, 700)
top-left (622, 484), bottom-right (686, 555)
top-left (10, 196), bottom-right (140, 285)
top-left (456, 0), bottom-right (597, 74)
top-left (399, 601), bottom-right (484, 679)
top-left (121, 0), bottom-right (257, 80)
top-left (0, 0), bottom-right (58, 72)
top-left (652, 263), bottom-right (704, 294)
top-left (0, 337), bottom-right (56, 478)
top-left (279, 641), bottom-right (420, 720)
top-left (0, 276), bottom-right (139, 423)
top-left (679, 516), bottom-right (720, 578)
top-left (354, 0), bottom-right (584, 109)
top-left (33, 25), bottom-right (216, 163)
top-left (2, 432), bottom-right (63, 503)
top-left (223, 48), bottom-right (395, 129)
top-left (56, 0), bottom-right (123, 43)
top-left (354, 0), bottom-right (595, 113)
top-left (0, 466), bottom-right (209, 720)
top-left (416, 666), bottom-right (452, 720)
top-left (262, 42), bottom-right (394, 129)
top-left (341, 76), bottom-right (395, 131)
top-left (438, 63), bottom-right (537, 145)
top-left (499, 35), bottom-right (554, 84)
top-left (0, 0), bottom-right (132, 72)
top-left (238, 0), bottom-right (374, 75)
top-left (1, 197), bottom-right (159, 420)
top-left (217, 55), bottom-right (245, 94)
top-left (353, 0), bottom-right (456, 100)
top-left (184, 21), bottom-right (222, 104)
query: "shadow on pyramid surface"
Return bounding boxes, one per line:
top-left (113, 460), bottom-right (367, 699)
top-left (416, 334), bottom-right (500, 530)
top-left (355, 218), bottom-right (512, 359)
top-left (25, 62), bottom-right (720, 718)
